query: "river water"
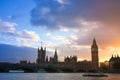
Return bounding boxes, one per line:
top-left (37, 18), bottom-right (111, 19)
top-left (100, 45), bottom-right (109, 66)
top-left (0, 73), bottom-right (120, 80)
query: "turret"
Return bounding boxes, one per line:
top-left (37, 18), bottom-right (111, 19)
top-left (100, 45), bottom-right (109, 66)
top-left (36, 46), bottom-right (46, 64)
top-left (41, 46), bottom-right (43, 51)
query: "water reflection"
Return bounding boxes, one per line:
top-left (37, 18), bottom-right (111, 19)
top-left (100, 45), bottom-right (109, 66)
top-left (0, 73), bottom-right (120, 80)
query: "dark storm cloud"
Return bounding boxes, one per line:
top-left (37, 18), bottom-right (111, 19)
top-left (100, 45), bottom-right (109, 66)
top-left (0, 44), bottom-right (36, 62)
top-left (30, 0), bottom-right (120, 30)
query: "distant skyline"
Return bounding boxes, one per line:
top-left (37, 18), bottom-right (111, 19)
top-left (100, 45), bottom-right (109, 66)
top-left (1, 0), bottom-right (120, 62)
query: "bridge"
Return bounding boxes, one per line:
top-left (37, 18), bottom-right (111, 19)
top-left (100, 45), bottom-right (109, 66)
top-left (0, 63), bottom-right (77, 73)
top-left (0, 63), bottom-right (58, 73)
top-left (0, 62), bottom-right (97, 73)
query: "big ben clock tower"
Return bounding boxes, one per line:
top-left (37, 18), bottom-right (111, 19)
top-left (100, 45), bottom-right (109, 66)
top-left (91, 38), bottom-right (99, 70)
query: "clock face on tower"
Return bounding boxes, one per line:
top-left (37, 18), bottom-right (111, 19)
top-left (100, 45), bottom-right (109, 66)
top-left (92, 48), bottom-right (95, 51)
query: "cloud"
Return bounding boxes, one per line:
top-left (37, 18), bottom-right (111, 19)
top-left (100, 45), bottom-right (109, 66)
top-left (30, 0), bottom-right (120, 30)
top-left (16, 30), bottom-right (40, 47)
top-left (57, 0), bottom-right (64, 5)
top-left (0, 19), bottom-right (17, 33)
top-left (46, 32), bottom-right (66, 41)
top-left (0, 18), bottom-right (40, 47)
top-left (16, 30), bottom-right (40, 41)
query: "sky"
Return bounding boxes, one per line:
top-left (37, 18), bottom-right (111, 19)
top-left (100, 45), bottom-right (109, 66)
top-left (0, 0), bottom-right (120, 62)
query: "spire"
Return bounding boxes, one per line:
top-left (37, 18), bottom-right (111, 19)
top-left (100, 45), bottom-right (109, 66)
top-left (92, 37), bottom-right (98, 48)
top-left (41, 46), bottom-right (43, 51)
top-left (55, 48), bottom-right (57, 54)
top-left (93, 37), bottom-right (96, 44)
top-left (54, 48), bottom-right (58, 62)
top-left (54, 48), bottom-right (57, 57)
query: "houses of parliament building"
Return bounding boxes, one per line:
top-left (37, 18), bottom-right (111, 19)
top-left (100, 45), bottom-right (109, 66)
top-left (36, 38), bottom-right (99, 71)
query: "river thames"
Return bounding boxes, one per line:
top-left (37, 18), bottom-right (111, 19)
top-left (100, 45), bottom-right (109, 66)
top-left (0, 73), bottom-right (120, 80)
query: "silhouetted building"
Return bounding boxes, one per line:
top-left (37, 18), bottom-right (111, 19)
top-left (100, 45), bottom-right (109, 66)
top-left (109, 54), bottom-right (120, 68)
top-left (49, 57), bottom-right (54, 63)
top-left (36, 47), bottom-right (46, 64)
top-left (64, 56), bottom-right (77, 63)
top-left (20, 60), bottom-right (27, 65)
top-left (35, 37), bottom-right (99, 71)
top-left (100, 61), bottom-right (109, 70)
top-left (76, 60), bottom-right (93, 71)
top-left (58, 38), bottom-right (97, 71)
top-left (91, 38), bottom-right (99, 70)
